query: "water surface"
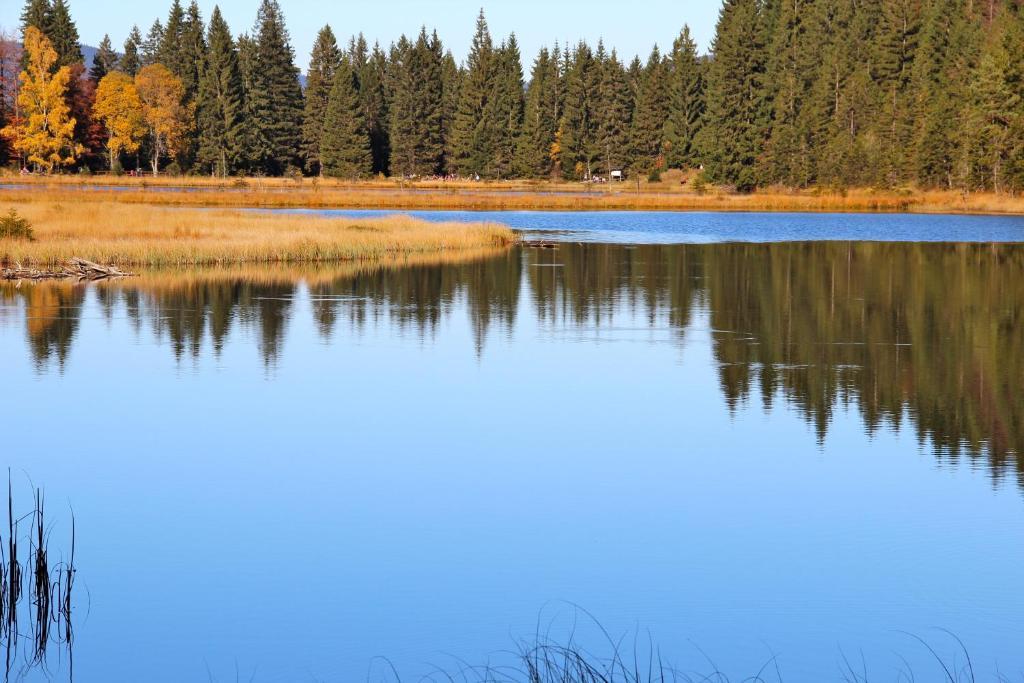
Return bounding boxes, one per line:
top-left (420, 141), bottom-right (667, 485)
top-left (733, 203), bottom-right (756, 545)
top-left (2, 234), bottom-right (1023, 681)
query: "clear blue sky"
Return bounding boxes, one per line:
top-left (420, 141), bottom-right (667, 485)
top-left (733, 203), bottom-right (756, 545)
top-left (1, 0), bottom-right (722, 69)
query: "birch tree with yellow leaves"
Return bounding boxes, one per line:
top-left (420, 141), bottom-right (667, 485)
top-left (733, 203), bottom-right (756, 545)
top-left (0, 27), bottom-right (81, 172)
top-left (94, 72), bottom-right (145, 171)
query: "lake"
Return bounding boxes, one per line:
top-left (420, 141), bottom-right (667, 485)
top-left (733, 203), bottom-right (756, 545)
top-left (2, 212), bottom-right (1023, 681)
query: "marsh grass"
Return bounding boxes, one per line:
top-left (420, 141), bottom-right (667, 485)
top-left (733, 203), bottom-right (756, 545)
top-left (0, 199), bottom-right (516, 268)
top-left (4, 178), bottom-right (1024, 214)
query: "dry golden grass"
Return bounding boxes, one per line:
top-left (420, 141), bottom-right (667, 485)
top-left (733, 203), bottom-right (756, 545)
top-left (0, 199), bottom-right (516, 267)
top-left (4, 177), bottom-right (1024, 214)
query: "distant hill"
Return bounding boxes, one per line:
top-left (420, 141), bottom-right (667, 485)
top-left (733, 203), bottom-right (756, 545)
top-left (81, 44), bottom-right (99, 71)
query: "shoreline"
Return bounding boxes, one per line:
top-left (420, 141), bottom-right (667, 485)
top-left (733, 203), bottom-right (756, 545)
top-left (4, 178), bottom-right (1024, 216)
top-left (0, 199), bottom-right (516, 269)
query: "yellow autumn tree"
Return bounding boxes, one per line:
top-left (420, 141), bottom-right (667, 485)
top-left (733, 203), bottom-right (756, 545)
top-left (0, 27), bottom-right (81, 172)
top-left (94, 72), bottom-right (145, 171)
top-left (135, 64), bottom-right (190, 177)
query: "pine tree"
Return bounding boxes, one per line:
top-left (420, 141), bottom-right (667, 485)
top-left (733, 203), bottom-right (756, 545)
top-left (630, 45), bottom-right (670, 175)
top-left (450, 10), bottom-right (496, 176)
top-left (247, 0), bottom-right (304, 174)
top-left (517, 45), bottom-right (562, 178)
top-left (485, 34), bottom-right (524, 179)
top-left (321, 57), bottom-right (371, 178)
top-left (594, 47), bottom-right (632, 178)
top-left (45, 0), bottom-right (81, 68)
top-left (699, 0), bottom-right (771, 191)
top-left (664, 26), bottom-right (704, 169)
top-left (121, 26), bottom-right (143, 76)
top-left (90, 34), bottom-right (117, 84)
top-left (301, 25), bottom-right (342, 174)
top-left (196, 5), bottom-right (246, 176)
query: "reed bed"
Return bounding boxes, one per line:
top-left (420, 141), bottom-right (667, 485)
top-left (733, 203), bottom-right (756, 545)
top-left (5, 179), bottom-right (1024, 214)
top-left (0, 199), bottom-right (516, 268)
top-left (0, 476), bottom-right (75, 677)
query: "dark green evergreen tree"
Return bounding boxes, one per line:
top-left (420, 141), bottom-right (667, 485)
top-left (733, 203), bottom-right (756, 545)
top-left (45, 0), bottom-right (81, 68)
top-left (321, 57), bottom-right (372, 178)
top-left (248, 0), bottom-right (304, 174)
top-left (872, 0), bottom-right (922, 186)
top-left (699, 0), bottom-right (771, 191)
top-left (361, 42), bottom-right (391, 175)
top-left (141, 20), bottom-right (164, 67)
top-left (301, 25), bottom-right (343, 174)
top-left (121, 25), bottom-right (143, 76)
top-left (485, 33), bottom-right (524, 178)
top-left (450, 10), bottom-right (496, 176)
top-left (594, 47), bottom-right (632, 178)
top-left (196, 6), bottom-right (246, 176)
top-left (389, 29), bottom-right (445, 177)
top-left (517, 45), bottom-right (562, 178)
top-left (90, 34), bottom-right (118, 84)
top-left (559, 41), bottom-right (597, 180)
top-left (440, 50), bottom-right (462, 174)
top-left (630, 45), bottom-right (670, 175)
top-left (665, 26), bottom-right (704, 169)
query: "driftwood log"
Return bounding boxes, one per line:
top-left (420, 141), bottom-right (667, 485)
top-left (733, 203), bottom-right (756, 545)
top-left (1, 258), bottom-right (134, 281)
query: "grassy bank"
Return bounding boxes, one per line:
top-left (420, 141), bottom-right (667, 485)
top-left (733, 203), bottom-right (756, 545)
top-left (0, 200), bottom-right (515, 268)
top-left (4, 176), bottom-right (1024, 214)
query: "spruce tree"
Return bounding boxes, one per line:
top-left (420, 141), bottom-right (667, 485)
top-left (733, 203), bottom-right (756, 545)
top-left (121, 25), bottom-right (143, 76)
top-left (440, 50), bottom-right (462, 174)
top-left (141, 20), bottom-right (164, 67)
top-left (872, 0), bottom-right (921, 187)
top-left (389, 29), bottom-right (445, 177)
top-left (761, 0), bottom-right (824, 187)
top-left (90, 34), bottom-right (117, 84)
top-left (236, 32), bottom-right (261, 171)
top-left (665, 26), bottom-right (704, 169)
top-left (630, 45), bottom-right (670, 175)
top-left (45, 0), bottom-right (81, 68)
top-left (158, 0), bottom-right (187, 71)
top-left (321, 57), bottom-right (371, 178)
top-left (699, 0), bottom-right (771, 191)
top-left (248, 0), bottom-right (304, 174)
top-left (196, 6), bottom-right (246, 176)
top-left (21, 0), bottom-right (50, 64)
top-left (361, 42), bottom-right (391, 175)
top-left (486, 34), bottom-right (524, 179)
top-left (594, 47), bottom-right (632, 178)
top-left (302, 25), bottom-right (343, 174)
top-left (517, 46), bottom-right (562, 178)
top-left (559, 41), bottom-right (597, 180)
top-left (450, 10), bottom-right (496, 176)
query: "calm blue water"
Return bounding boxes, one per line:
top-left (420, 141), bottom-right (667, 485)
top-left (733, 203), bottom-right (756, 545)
top-left (274, 208), bottom-right (1024, 243)
top-left (2, 225), bottom-right (1023, 681)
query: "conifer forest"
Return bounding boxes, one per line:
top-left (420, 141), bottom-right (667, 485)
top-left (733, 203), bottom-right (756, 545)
top-left (2, 0), bottom-right (1024, 193)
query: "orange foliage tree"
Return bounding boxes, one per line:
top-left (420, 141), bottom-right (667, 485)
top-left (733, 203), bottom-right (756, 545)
top-left (135, 64), bottom-right (190, 176)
